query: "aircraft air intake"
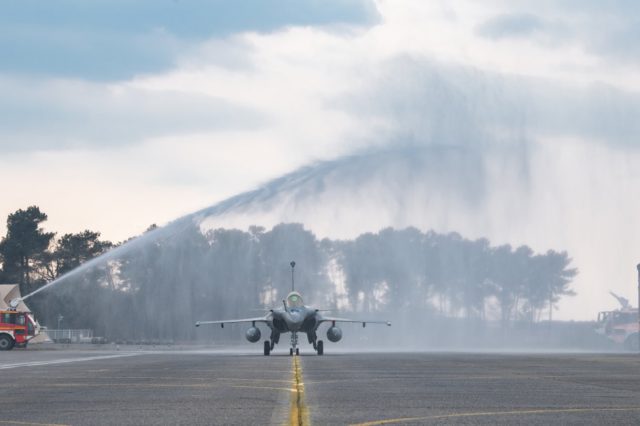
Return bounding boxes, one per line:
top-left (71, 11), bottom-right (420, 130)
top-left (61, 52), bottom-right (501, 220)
top-left (302, 316), bottom-right (317, 332)
top-left (273, 317), bottom-right (287, 332)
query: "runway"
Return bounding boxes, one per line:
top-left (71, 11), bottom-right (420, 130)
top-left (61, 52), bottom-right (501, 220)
top-left (1, 349), bottom-right (640, 425)
top-left (302, 353), bottom-right (640, 425)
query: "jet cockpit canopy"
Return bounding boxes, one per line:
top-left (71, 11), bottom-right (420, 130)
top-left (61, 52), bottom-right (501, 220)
top-left (286, 292), bottom-right (304, 308)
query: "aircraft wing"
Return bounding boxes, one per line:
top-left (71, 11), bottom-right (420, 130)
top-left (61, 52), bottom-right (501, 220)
top-left (195, 317), bottom-right (270, 328)
top-left (318, 317), bottom-right (391, 327)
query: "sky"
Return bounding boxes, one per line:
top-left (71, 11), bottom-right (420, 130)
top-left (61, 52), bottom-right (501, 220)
top-left (1, 0), bottom-right (640, 319)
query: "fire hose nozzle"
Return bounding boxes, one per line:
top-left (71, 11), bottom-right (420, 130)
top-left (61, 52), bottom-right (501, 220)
top-left (8, 298), bottom-right (21, 310)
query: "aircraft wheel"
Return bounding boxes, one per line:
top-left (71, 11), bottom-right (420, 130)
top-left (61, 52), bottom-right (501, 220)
top-left (263, 341), bottom-right (271, 356)
top-left (296, 348), bottom-right (299, 356)
top-left (0, 335), bottom-right (14, 351)
top-left (289, 348), bottom-right (293, 356)
top-left (317, 340), bottom-right (323, 356)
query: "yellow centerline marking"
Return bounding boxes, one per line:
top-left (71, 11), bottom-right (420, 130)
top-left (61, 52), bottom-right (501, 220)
top-left (351, 407), bottom-right (640, 425)
top-left (289, 356), bottom-right (310, 426)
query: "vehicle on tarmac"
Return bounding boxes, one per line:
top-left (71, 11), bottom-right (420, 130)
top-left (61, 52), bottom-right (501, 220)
top-left (195, 261), bottom-right (391, 356)
top-left (0, 309), bottom-right (39, 350)
top-left (595, 292), bottom-right (639, 350)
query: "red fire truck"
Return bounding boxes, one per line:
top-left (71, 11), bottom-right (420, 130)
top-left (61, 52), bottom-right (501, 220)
top-left (0, 309), bottom-right (39, 350)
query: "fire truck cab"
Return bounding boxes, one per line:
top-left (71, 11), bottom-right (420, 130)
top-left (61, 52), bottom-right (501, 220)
top-left (596, 308), bottom-right (639, 350)
top-left (0, 310), bottom-right (39, 350)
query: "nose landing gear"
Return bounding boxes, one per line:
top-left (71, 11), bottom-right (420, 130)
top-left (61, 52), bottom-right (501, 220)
top-left (290, 332), bottom-right (299, 356)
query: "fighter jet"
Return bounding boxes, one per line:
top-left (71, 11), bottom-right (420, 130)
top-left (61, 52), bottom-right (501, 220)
top-left (195, 261), bottom-right (391, 355)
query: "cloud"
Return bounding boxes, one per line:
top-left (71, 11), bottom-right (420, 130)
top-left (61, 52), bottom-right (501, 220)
top-left (4, 1), bottom-right (640, 154)
top-left (582, 19), bottom-right (640, 65)
top-left (2, 0), bottom-right (640, 320)
top-left (478, 0), bottom-right (640, 65)
top-left (0, 76), bottom-right (266, 151)
top-left (476, 13), bottom-right (547, 39)
top-left (338, 55), bottom-right (640, 149)
top-left (0, 0), bottom-right (379, 81)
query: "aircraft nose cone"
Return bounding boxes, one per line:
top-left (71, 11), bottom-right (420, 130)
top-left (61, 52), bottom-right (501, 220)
top-left (287, 311), bottom-right (304, 331)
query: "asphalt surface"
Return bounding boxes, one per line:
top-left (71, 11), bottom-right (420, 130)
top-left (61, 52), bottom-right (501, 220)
top-left (302, 353), bottom-right (640, 425)
top-left (0, 349), bottom-right (293, 426)
top-left (2, 349), bottom-right (640, 425)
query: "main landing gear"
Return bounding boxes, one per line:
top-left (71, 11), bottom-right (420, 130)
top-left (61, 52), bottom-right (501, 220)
top-left (264, 333), bottom-right (322, 356)
top-left (309, 332), bottom-right (323, 356)
top-left (308, 332), bottom-right (323, 356)
top-left (264, 331), bottom-right (279, 356)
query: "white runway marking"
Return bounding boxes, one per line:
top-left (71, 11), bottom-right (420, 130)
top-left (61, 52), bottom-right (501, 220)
top-left (0, 353), bottom-right (142, 370)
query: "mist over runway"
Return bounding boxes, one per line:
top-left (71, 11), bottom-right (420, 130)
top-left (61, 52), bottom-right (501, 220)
top-left (2, 348), bottom-right (640, 425)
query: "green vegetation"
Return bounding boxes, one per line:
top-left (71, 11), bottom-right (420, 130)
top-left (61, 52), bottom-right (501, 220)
top-left (0, 207), bottom-right (577, 341)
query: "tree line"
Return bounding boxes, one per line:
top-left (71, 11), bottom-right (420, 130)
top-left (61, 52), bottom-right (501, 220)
top-left (0, 206), bottom-right (577, 341)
